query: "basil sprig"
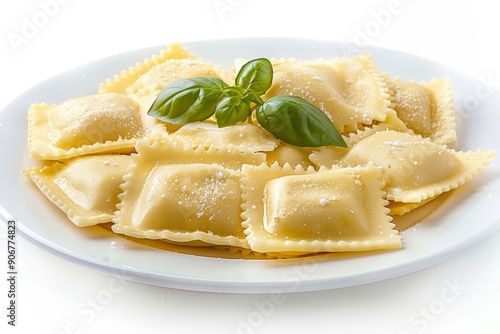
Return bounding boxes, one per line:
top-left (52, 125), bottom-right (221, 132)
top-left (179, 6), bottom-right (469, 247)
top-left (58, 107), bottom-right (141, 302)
top-left (147, 58), bottom-right (347, 148)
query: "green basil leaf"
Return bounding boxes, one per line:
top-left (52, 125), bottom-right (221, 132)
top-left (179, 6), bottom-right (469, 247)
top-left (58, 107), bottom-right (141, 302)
top-left (235, 58), bottom-right (273, 96)
top-left (147, 77), bottom-right (228, 124)
top-left (223, 85), bottom-right (245, 97)
top-left (256, 96), bottom-right (347, 148)
top-left (242, 91), bottom-right (264, 106)
top-left (215, 96), bottom-right (251, 128)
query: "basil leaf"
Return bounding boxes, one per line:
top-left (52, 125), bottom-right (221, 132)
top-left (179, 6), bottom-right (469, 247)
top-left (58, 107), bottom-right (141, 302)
top-left (147, 77), bottom-right (228, 124)
top-left (256, 96), bottom-right (347, 148)
top-left (242, 91), bottom-right (264, 106)
top-left (223, 86), bottom-right (244, 97)
top-left (235, 58), bottom-right (273, 96)
top-left (215, 96), bottom-right (251, 128)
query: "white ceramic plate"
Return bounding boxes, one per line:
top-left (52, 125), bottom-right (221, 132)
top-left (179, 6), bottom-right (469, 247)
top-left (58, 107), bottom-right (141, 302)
top-left (1, 38), bottom-right (499, 294)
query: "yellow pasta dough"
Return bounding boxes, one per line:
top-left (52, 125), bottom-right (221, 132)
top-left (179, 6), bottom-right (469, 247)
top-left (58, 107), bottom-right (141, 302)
top-left (263, 53), bottom-right (392, 134)
top-left (23, 43), bottom-right (496, 260)
top-left (98, 43), bottom-right (197, 95)
top-left (25, 154), bottom-right (133, 227)
top-left (170, 122), bottom-right (279, 153)
top-left (99, 43), bottom-right (230, 132)
top-left (133, 137), bottom-right (267, 169)
top-left (241, 163), bottom-right (400, 254)
top-left (341, 130), bottom-right (495, 202)
top-left (50, 93), bottom-right (143, 149)
top-left (387, 196), bottom-right (438, 216)
top-left (266, 143), bottom-right (315, 169)
top-left (126, 58), bottom-right (228, 117)
top-left (113, 163), bottom-right (248, 248)
top-left (28, 93), bottom-right (165, 160)
top-left (391, 77), bottom-right (455, 144)
top-left (308, 146), bottom-right (349, 169)
top-left (111, 138), bottom-right (265, 247)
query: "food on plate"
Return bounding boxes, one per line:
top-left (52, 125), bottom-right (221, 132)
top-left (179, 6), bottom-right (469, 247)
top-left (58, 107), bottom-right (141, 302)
top-left (24, 43), bottom-right (495, 258)
top-left (26, 154), bottom-right (133, 227)
top-left (28, 93), bottom-right (165, 160)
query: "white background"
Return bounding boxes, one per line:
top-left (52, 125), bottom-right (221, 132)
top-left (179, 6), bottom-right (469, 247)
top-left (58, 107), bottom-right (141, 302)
top-left (1, 0), bottom-right (500, 333)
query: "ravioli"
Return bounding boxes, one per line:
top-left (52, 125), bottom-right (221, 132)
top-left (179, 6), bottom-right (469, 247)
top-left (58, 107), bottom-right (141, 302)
top-left (110, 138), bottom-right (264, 247)
top-left (241, 163), bottom-right (400, 254)
top-left (113, 163), bottom-right (248, 248)
top-left (28, 93), bottom-right (164, 160)
top-left (262, 53), bottom-right (392, 134)
top-left (391, 77), bottom-right (455, 144)
top-left (98, 43), bottom-right (197, 95)
top-left (50, 93), bottom-right (143, 149)
top-left (341, 130), bottom-right (495, 202)
top-left (23, 44), bottom-right (496, 260)
top-left (25, 154), bottom-right (132, 227)
top-left (99, 43), bottom-right (230, 132)
top-left (126, 58), bottom-right (228, 117)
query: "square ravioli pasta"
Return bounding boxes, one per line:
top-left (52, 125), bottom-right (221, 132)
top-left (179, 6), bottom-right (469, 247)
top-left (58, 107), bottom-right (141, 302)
top-left (389, 77), bottom-right (456, 145)
top-left (340, 130), bottom-right (495, 203)
top-left (98, 43), bottom-right (198, 96)
top-left (28, 93), bottom-right (165, 160)
top-left (25, 154), bottom-right (133, 227)
top-left (99, 43), bottom-right (231, 132)
top-left (23, 42), bottom-right (496, 261)
top-left (260, 53), bottom-right (393, 134)
top-left (241, 163), bottom-right (400, 254)
top-left (111, 138), bottom-right (266, 248)
top-left (113, 163), bottom-right (247, 248)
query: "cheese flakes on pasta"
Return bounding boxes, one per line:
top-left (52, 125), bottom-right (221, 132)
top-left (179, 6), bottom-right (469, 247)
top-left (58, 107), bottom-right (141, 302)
top-left (262, 53), bottom-right (393, 134)
top-left (23, 43), bottom-right (496, 259)
top-left (390, 77), bottom-right (456, 145)
top-left (28, 93), bottom-right (165, 160)
top-left (241, 163), bottom-right (400, 254)
top-left (341, 130), bottom-right (495, 203)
